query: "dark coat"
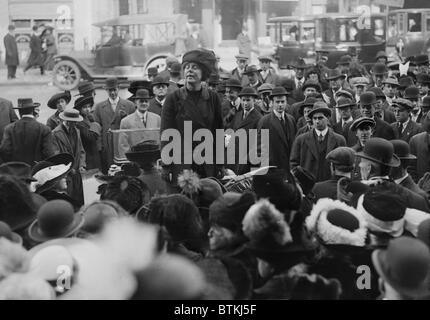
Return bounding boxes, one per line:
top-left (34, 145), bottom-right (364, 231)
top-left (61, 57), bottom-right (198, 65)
top-left (75, 118), bottom-right (101, 171)
top-left (290, 129), bottom-right (347, 182)
top-left (260, 70), bottom-right (278, 86)
top-left (410, 132), bottom-right (430, 181)
top-left (26, 34), bottom-right (44, 67)
top-left (0, 98), bottom-right (18, 142)
top-left (46, 111), bottom-right (61, 131)
top-left (231, 68), bottom-right (250, 87)
top-left (167, 81), bottom-right (180, 95)
top-left (289, 100), bottom-right (304, 122)
top-left (382, 109), bottom-right (396, 124)
top-left (3, 33), bottom-right (19, 66)
top-left (345, 117), bottom-right (396, 147)
top-left (399, 174), bottom-right (429, 201)
top-left (222, 99), bottom-right (242, 129)
top-left (0, 117), bottom-right (55, 166)
top-left (313, 176), bottom-right (344, 201)
top-left (258, 112), bottom-right (296, 172)
top-left (148, 98), bottom-right (163, 116)
top-left (52, 124), bottom-right (86, 207)
top-left (160, 86), bottom-right (224, 183)
top-left (390, 120), bottom-right (422, 143)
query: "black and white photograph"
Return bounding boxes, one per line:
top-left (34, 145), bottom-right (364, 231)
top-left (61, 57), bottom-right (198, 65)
top-left (1, 0), bottom-right (430, 305)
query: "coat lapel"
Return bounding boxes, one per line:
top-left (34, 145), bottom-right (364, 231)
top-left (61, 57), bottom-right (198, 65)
top-left (304, 131), bottom-right (319, 159)
top-left (239, 109), bottom-right (258, 129)
top-left (327, 129), bottom-right (337, 152)
top-left (271, 113), bottom-right (290, 150)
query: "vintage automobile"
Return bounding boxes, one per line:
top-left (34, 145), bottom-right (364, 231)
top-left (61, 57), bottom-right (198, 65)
top-left (268, 15), bottom-right (317, 69)
top-left (314, 13), bottom-right (387, 69)
top-left (386, 8), bottom-right (430, 59)
top-left (52, 14), bottom-right (188, 90)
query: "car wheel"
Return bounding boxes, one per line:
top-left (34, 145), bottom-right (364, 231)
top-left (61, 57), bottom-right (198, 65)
top-left (53, 60), bottom-right (81, 90)
top-left (145, 55), bottom-right (168, 75)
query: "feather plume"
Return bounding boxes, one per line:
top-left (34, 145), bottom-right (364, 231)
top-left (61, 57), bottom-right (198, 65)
top-left (177, 170), bottom-right (201, 196)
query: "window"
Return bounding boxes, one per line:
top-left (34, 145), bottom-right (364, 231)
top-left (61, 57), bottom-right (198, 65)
top-left (427, 18), bottom-right (430, 32)
top-left (373, 18), bottom-right (385, 38)
top-left (12, 20), bottom-right (31, 29)
top-left (388, 14), bottom-right (398, 37)
top-left (137, 0), bottom-right (149, 14)
top-left (119, 0), bottom-right (130, 16)
top-left (408, 12), bottom-right (421, 32)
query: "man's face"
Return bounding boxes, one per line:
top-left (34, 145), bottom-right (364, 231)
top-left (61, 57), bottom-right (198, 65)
top-left (418, 83), bottom-right (429, 97)
top-left (338, 107), bottom-right (352, 120)
top-left (356, 126), bottom-right (373, 146)
top-left (355, 85), bottom-right (366, 96)
top-left (373, 74), bottom-right (386, 87)
top-left (295, 68), bottom-right (304, 80)
top-left (225, 87), bottom-right (239, 102)
top-left (237, 59), bottom-right (247, 70)
top-left (248, 72), bottom-right (259, 84)
top-left (330, 78), bottom-right (342, 91)
top-left (304, 87), bottom-right (317, 97)
top-left (394, 106), bottom-right (410, 123)
top-left (383, 84), bottom-right (396, 98)
top-left (56, 98), bottom-right (67, 112)
top-left (208, 225), bottom-right (235, 251)
top-left (303, 106), bottom-right (313, 122)
top-left (312, 112), bottom-right (329, 131)
top-left (375, 99), bottom-right (384, 114)
top-left (107, 88), bottom-right (119, 100)
top-left (260, 61), bottom-right (270, 71)
top-left (273, 96), bottom-right (287, 114)
top-left (184, 62), bottom-right (203, 84)
top-left (418, 65), bottom-right (429, 75)
top-left (360, 103), bottom-right (375, 118)
top-left (136, 98), bottom-right (149, 113)
top-left (308, 73), bottom-right (319, 82)
top-left (377, 57), bottom-right (387, 64)
top-left (153, 84), bottom-right (168, 99)
top-left (241, 96), bottom-right (255, 112)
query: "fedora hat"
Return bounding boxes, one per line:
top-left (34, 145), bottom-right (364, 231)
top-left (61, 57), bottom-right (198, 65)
top-left (404, 86), bottom-right (420, 100)
top-left (350, 77), bottom-right (369, 87)
top-left (15, 98), bottom-right (40, 110)
top-left (47, 91), bottom-right (71, 110)
top-left (238, 87), bottom-right (259, 98)
top-left (360, 91), bottom-right (377, 106)
top-left (32, 153), bottom-right (74, 194)
top-left (278, 78), bottom-right (295, 92)
top-left (104, 77), bottom-right (119, 90)
top-left (355, 137), bottom-right (400, 167)
top-left (74, 81), bottom-right (101, 97)
top-left (326, 69), bottom-right (346, 81)
top-left (125, 140), bottom-right (161, 163)
top-left (59, 109), bottom-right (83, 122)
top-left (308, 104), bottom-right (332, 119)
top-left (0, 162), bottom-right (37, 183)
top-left (336, 55), bottom-right (352, 66)
top-left (335, 89), bottom-right (354, 101)
top-left (130, 89), bottom-right (151, 101)
top-left (269, 86), bottom-right (287, 98)
top-left (302, 80), bottom-right (322, 93)
top-left (290, 58), bottom-right (308, 70)
top-left (151, 76), bottom-right (170, 87)
top-left (391, 140), bottom-right (417, 160)
top-left (299, 97), bottom-right (320, 115)
top-left (414, 54), bottom-right (429, 66)
top-left (74, 96), bottom-right (94, 110)
top-left (351, 117), bottom-right (376, 132)
top-left (243, 65), bottom-right (261, 76)
top-left (258, 83), bottom-right (274, 94)
top-left (169, 62), bottom-right (182, 74)
top-left (225, 78), bottom-right (242, 89)
top-left (28, 200), bottom-right (85, 243)
top-left (336, 98), bottom-right (356, 109)
top-left (128, 80), bottom-right (152, 96)
top-left (371, 63), bottom-right (388, 75)
top-left (372, 237), bottom-right (430, 298)
top-left (392, 98), bottom-right (414, 111)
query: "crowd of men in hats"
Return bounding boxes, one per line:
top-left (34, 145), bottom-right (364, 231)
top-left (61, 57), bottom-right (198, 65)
top-left (2, 47), bottom-right (430, 300)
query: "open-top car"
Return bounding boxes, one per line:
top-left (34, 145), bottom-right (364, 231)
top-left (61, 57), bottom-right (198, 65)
top-left (52, 14), bottom-right (188, 90)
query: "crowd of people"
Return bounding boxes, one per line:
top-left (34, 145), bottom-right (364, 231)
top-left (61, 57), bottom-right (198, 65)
top-left (1, 46), bottom-right (430, 300)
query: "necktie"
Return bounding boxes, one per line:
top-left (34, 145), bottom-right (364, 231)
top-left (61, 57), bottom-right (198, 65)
top-left (398, 122), bottom-right (403, 136)
top-left (318, 134), bottom-right (324, 143)
top-left (142, 113), bottom-right (147, 127)
top-left (243, 111), bottom-right (248, 120)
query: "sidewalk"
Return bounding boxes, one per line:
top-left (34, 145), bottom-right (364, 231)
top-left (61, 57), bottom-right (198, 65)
top-left (0, 68), bottom-right (53, 86)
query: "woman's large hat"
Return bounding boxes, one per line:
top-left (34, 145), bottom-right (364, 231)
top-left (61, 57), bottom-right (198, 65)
top-left (31, 153), bottom-right (74, 194)
top-left (47, 91), bottom-right (71, 110)
top-left (125, 140), bottom-right (161, 163)
top-left (75, 81), bottom-right (101, 97)
top-left (128, 80), bottom-right (152, 96)
top-left (182, 49), bottom-right (217, 81)
top-left (74, 96), bottom-right (94, 110)
top-left (355, 137), bottom-right (400, 167)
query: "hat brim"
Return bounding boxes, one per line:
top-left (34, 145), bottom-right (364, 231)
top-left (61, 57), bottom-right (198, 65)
top-left (33, 154), bottom-right (74, 194)
top-left (238, 93), bottom-right (259, 98)
top-left (28, 213), bottom-right (85, 244)
top-left (397, 154), bottom-right (417, 160)
top-left (308, 107), bottom-right (332, 119)
top-left (326, 75), bottom-right (347, 81)
top-left (355, 151), bottom-right (401, 167)
top-left (48, 93), bottom-right (71, 110)
top-left (243, 70), bottom-right (262, 76)
top-left (125, 150), bottom-right (161, 163)
top-left (372, 250), bottom-right (430, 298)
top-left (74, 85), bottom-right (102, 97)
top-left (14, 103), bottom-right (41, 109)
top-left (302, 85), bottom-right (321, 92)
top-left (151, 82), bottom-right (170, 87)
top-left (59, 114), bottom-right (84, 122)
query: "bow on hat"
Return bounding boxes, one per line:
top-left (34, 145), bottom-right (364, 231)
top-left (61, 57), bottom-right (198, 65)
top-left (399, 62), bottom-right (410, 77)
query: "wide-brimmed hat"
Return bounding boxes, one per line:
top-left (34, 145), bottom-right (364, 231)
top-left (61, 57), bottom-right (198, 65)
top-left (0, 221), bottom-right (23, 245)
top-left (15, 98), bottom-right (40, 110)
top-left (366, 87), bottom-right (386, 100)
top-left (382, 77), bottom-right (399, 87)
top-left (326, 69), bottom-right (346, 81)
top-left (308, 104), bottom-right (332, 119)
top-left (392, 98), bottom-right (414, 111)
top-left (371, 63), bottom-right (388, 75)
top-left (128, 80), bottom-right (152, 96)
top-left (336, 97), bottom-right (356, 109)
top-left (302, 80), bottom-right (322, 93)
top-left (74, 96), bottom-right (94, 110)
top-left (28, 200), bottom-right (85, 244)
top-left (151, 76), bottom-right (170, 87)
top-left (238, 87), bottom-right (258, 98)
top-left (336, 55), bottom-right (352, 66)
top-left (414, 54), bottom-right (429, 66)
top-left (243, 65), bottom-right (261, 76)
top-left (372, 237), bottom-right (430, 298)
top-left (47, 91), bottom-right (71, 110)
top-left (104, 77), bottom-right (119, 90)
top-left (375, 51), bottom-right (388, 61)
top-left (130, 89), bottom-right (151, 101)
top-left (404, 86), bottom-right (420, 100)
top-left (182, 49), bottom-right (217, 81)
top-left (59, 109), bottom-right (83, 122)
top-left (269, 86), bottom-right (288, 98)
top-left (31, 153), bottom-right (74, 194)
top-left (74, 81), bottom-right (101, 97)
top-left (224, 78), bottom-right (242, 90)
top-left (125, 140), bottom-right (161, 163)
top-left (391, 140), bottom-right (417, 160)
top-left (0, 162), bottom-right (37, 183)
top-left (258, 83), bottom-right (274, 94)
top-left (350, 117), bottom-right (376, 131)
top-left (360, 91), bottom-right (377, 106)
top-left (355, 137), bottom-right (400, 167)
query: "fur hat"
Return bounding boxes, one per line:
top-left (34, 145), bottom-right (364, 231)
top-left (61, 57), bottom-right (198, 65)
top-left (182, 49), bottom-right (217, 81)
top-left (209, 192), bottom-right (255, 233)
top-left (306, 198), bottom-right (367, 247)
